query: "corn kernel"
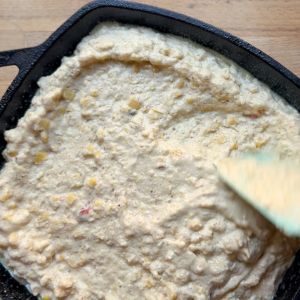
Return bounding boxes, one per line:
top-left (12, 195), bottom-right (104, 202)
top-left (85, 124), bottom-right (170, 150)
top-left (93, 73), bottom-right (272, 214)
top-left (3, 212), bottom-right (13, 221)
top-left (249, 86), bottom-right (258, 94)
top-left (128, 97), bottom-right (142, 110)
top-left (185, 97), bottom-right (194, 105)
top-left (40, 212), bottom-right (49, 220)
top-left (94, 199), bottom-right (104, 207)
top-left (95, 40), bottom-right (114, 51)
top-left (5, 210), bottom-right (30, 225)
top-left (51, 195), bottom-right (61, 202)
top-left (176, 79), bottom-right (185, 89)
top-left (8, 203), bottom-right (17, 209)
top-left (86, 177), bottom-right (97, 188)
top-left (0, 190), bottom-right (12, 202)
top-left (96, 128), bottom-right (105, 143)
top-left (37, 255), bottom-right (47, 265)
top-left (192, 81), bottom-right (199, 88)
top-left (40, 131), bottom-right (49, 143)
top-left (255, 139), bottom-right (267, 149)
top-left (144, 279), bottom-right (154, 288)
top-left (227, 117), bottom-right (238, 126)
top-left (57, 254), bottom-right (65, 262)
top-left (66, 193), bottom-right (77, 205)
top-left (162, 48), bottom-right (171, 56)
top-left (142, 130), bottom-right (149, 138)
top-left (230, 142), bottom-right (238, 151)
top-left (219, 94), bottom-right (230, 103)
top-left (87, 143), bottom-right (95, 153)
top-left (172, 49), bottom-right (184, 60)
top-left (170, 293), bottom-right (178, 300)
top-left (8, 232), bottom-right (19, 247)
top-left (80, 97), bottom-right (90, 108)
top-left (60, 278), bottom-right (73, 289)
top-left (29, 207), bottom-right (38, 213)
top-left (173, 91), bottom-right (183, 99)
top-left (205, 121), bottom-right (220, 134)
top-left (94, 199), bottom-right (104, 211)
top-left (7, 151), bottom-right (17, 157)
top-left (42, 295), bottom-right (51, 300)
top-left (34, 152), bottom-right (48, 164)
top-left (39, 118), bottom-right (50, 130)
top-left (83, 144), bottom-right (101, 159)
top-left (84, 144), bottom-right (95, 156)
top-left (62, 88), bottom-right (75, 101)
top-left (90, 89), bottom-right (99, 97)
top-left (223, 71), bottom-right (230, 80)
top-left (217, 135), bottom-right (226, 144)
top-left (187, 218), bottom-right (202, 231)
top-left (71, 173), bottom-right (83, 188)
top-left (58, 107), bottom-right (67, 114)
top-left (72, 228), bottom-right (85, 239)
top-left (95, 151), bottom-right (102, 159)
top-left (169, 149), bottom-right (183, 158)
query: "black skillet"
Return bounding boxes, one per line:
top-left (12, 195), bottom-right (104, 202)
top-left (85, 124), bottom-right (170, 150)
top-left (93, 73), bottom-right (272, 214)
top-left (0, 1), bottom-right (300, 299)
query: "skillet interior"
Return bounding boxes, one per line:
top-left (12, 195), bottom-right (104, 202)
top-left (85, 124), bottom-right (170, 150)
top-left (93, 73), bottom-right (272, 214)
top-left (0, 1), bottom-right (300, 299)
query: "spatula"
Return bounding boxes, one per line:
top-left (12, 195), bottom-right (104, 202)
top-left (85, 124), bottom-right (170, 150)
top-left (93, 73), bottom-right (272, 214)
top-left (216, 154), bottom-right (300, 237)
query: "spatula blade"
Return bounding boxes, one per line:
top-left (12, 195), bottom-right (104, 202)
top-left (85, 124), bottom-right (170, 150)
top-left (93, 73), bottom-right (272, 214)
top-left (217, 155), bottom-right (300, 237)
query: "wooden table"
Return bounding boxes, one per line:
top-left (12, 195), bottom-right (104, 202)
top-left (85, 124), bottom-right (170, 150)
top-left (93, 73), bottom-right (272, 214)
top-left (0, 0), bottom-right (299, 97)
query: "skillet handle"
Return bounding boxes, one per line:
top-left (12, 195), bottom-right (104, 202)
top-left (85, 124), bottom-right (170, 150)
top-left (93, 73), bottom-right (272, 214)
top-left (0, 47), bottom-right (40, 70)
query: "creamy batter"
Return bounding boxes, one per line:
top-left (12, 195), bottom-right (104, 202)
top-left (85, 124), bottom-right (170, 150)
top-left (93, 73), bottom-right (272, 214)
top-left (0, 23), bottom-right (299, 300)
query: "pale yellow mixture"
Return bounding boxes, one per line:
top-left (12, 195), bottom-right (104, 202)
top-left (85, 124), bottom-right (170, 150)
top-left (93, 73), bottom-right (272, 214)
top-left (0, 23), bottom-right (299, 300)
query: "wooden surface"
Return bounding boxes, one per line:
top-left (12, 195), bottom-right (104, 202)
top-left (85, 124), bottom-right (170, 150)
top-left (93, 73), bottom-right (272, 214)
top-left (0, 0), bottom-right (300, 97)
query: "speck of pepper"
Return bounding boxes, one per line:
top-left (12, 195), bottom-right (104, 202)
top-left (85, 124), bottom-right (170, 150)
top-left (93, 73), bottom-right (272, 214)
top-left (157, 165), bottom-right (166, 170)
top-left (129, 111), bottom-right (137, 116)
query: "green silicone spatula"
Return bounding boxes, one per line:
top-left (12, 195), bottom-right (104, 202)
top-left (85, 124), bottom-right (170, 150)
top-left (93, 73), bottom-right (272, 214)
top-left (216, 154), bottom-right (300, 237)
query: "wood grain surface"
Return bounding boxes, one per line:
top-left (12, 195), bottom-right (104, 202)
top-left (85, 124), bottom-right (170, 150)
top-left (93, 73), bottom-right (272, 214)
top-left (0, 0), bottom-right (299, 97)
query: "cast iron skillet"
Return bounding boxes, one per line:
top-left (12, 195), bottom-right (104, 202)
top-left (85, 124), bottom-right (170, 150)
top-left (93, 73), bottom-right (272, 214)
top-left (0, 1), bottom-right (300, 299)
